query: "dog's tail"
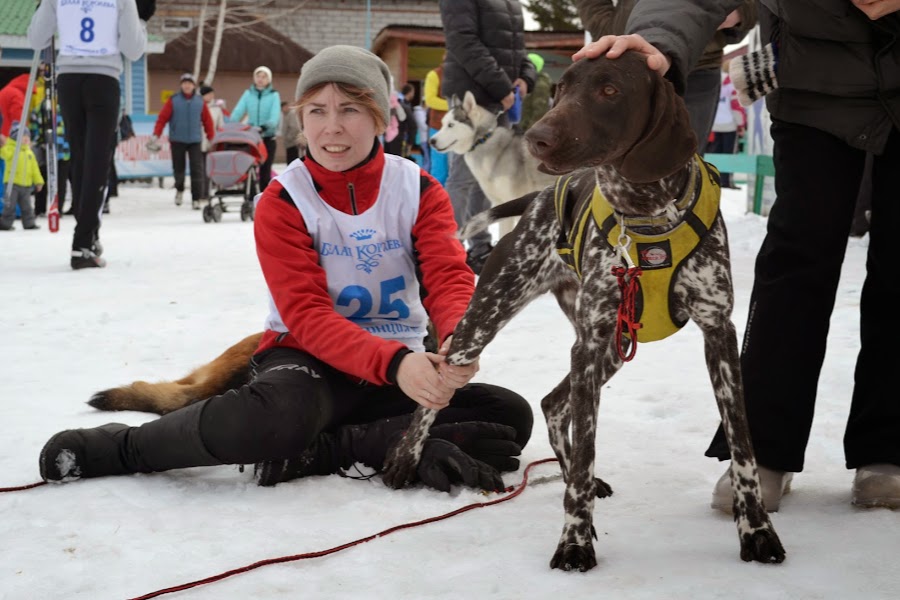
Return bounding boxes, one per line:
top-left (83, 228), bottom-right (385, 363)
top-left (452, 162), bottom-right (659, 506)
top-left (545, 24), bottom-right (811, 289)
top-left (87, 332), bottom-right (264, 415)
top-left (458, 191), bottom-right (538, 239)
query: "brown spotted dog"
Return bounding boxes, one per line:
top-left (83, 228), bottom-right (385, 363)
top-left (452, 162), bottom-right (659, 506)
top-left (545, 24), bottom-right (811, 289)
top-left (382, 52), bottom-right (785, 572)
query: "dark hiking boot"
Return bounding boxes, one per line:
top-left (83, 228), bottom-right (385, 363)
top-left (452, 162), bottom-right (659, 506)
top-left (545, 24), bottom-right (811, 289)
top-left (41, 400), bottom-right (222, 482)
top-left (71, 247), bottom-right (107, 269)
top-left (39, 423), bottom-right (132, 482)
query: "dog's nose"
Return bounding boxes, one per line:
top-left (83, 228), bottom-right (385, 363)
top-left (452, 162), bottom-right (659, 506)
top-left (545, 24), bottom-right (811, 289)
top-left (525, 123), bottom-right (555, 157)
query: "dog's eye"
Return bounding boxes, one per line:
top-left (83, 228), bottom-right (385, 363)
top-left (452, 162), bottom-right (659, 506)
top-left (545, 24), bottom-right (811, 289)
top-left (601, 85), bottom-right (617, 96)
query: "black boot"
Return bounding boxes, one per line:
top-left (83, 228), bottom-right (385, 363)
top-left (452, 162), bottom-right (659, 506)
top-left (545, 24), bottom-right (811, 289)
top-left (39, 400), bottom-right (221, 483)
top-left (255, 417), bottom-right (522, 492)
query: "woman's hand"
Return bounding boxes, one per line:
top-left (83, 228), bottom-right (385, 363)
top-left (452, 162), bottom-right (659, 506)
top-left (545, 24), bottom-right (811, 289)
top-left (513, 78), bottom-right (529, 99)
top-left (436, 335), bottom-right (480, 389)
top-left (572, 34), bottom-right (671, 75)
top-left (396, 352), bottom-right (455, 410)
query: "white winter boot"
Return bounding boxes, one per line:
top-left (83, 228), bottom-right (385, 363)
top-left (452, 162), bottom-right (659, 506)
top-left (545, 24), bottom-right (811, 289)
top-left (711, 464), bottom-right (793, 514)
top-left (852, 463), bottom-right (900, 509)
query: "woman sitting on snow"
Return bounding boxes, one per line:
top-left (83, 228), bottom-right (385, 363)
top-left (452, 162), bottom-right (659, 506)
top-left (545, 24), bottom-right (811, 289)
top-left (39, 46), bottom-right (532, 493)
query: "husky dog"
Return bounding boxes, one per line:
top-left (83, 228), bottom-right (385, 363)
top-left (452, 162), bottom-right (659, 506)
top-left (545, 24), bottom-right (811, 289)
top-left (429, 91), bottom-right (556, 238)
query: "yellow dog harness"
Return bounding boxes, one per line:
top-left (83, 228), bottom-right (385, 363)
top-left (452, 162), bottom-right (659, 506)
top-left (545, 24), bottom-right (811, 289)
top-left (554, 156), bottom-right (721, 343)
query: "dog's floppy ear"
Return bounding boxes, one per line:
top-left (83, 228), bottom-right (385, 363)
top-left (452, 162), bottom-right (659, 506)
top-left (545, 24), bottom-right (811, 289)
top-left (617, 73), bottom-right (697, 184)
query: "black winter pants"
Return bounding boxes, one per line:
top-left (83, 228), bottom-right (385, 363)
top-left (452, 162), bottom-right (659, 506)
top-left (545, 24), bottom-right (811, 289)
top-left (706, 120), bottom-right (900, 472)
top-left (259, 137), bottom-right (276, 191)
top-left (170, 141), bottom-right (205, 200)
top-left (196, 348), bottom-right (533, 465)
top-left (57, 73), bottom-right (119, 251)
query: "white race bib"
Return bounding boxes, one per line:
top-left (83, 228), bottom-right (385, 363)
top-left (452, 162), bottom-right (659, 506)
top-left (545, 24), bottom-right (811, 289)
top-left (57, 0), bottom-right (119, 57)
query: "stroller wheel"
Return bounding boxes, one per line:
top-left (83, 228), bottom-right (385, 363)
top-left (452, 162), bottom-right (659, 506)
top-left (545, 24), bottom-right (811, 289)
top-left (212, 204), bottom-right (223, 223)
top-left (240, 201), bottom-right (254, 222)
top-left (202, 204), bottom-right (213, 223)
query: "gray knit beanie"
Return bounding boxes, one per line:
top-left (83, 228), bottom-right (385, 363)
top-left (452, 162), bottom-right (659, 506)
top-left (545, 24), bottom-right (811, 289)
top-left (295, 45), bottom-right (392, 126)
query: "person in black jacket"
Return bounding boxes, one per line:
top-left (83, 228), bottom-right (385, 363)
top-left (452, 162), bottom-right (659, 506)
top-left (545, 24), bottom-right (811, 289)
top-left (438, 0), bottom-right (536, 274)
top-left (577, 0), bottom-right (900, 511)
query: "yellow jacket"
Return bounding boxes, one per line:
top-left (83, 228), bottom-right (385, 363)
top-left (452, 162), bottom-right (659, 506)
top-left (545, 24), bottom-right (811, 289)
top-left (1, 139), bottom-right (45, 187)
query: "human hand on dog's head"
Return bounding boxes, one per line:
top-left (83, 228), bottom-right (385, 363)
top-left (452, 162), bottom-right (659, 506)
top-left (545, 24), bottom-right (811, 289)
top-left (572, 34), bottom-right (671, 76)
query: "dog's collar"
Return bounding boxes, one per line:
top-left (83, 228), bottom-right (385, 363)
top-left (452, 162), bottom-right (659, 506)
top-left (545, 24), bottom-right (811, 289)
top-left (603, 157), bottom-right (700, 230)
top-left (469, 128), bottom-right (495, 152)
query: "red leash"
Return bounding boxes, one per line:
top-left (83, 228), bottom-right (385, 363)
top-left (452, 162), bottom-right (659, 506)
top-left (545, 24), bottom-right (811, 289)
top-left (0, 481), bottom-right (47, 492)
top-left (1, 459), bottom-right (560, 599)
top-left (612, 264), bottom-right (643, 361)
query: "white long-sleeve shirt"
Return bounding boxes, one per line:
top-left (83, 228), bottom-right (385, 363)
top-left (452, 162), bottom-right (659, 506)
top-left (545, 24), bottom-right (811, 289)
top-left (28, 0), bottom-right (147, 80)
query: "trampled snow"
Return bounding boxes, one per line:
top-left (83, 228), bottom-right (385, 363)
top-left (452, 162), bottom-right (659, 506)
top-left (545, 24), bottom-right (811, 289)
top-left (1, 176), bottom-right (896, 599)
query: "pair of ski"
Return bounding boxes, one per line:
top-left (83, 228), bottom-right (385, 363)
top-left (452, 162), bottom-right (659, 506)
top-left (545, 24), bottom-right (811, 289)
top-left (5, 41), bottom-right (59, 232)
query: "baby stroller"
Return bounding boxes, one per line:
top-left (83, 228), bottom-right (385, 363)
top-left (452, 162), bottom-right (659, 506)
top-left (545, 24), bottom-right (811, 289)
top-left (203, 122), bottom-right (268, 222)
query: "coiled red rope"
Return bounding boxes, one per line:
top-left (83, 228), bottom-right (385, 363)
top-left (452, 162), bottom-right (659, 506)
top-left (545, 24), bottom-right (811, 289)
top-left (612, 265), bottom-right (643, 362)
top-left (2, 458), bottom-right (560, 599)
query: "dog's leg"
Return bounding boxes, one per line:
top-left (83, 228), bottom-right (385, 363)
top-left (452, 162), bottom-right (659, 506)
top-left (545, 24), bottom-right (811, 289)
top-left (550, 249), bottom-right (622, 572)
top-left (684, 224), bottom-right (785, 563)
top-left (541, 374), bottom-right (613, 500)
top-left (87, 332), bottom-right (262, 415)
top-left (700, 319), bottom-right (785, 563)
top-left (383, 196), bottom-right (562, 489)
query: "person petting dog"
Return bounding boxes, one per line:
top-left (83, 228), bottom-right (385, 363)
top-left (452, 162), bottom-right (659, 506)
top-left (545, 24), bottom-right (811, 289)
top-left (38, 46), bottom-right (532, 493)
top-left (578, 0), bottom-right (900, 511)
top-left (438, 0), bottom-right (536, 274)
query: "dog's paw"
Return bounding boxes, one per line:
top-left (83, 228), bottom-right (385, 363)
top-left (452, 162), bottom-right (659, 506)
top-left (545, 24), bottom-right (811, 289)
top-left (594, 477), bottom-right (613, 499)
top-left (740, 528), bottom-right (786, 564)
top-left (550, 541), bottom-right (597, 572)
top-left (382, 452), bottom-right (418, 490)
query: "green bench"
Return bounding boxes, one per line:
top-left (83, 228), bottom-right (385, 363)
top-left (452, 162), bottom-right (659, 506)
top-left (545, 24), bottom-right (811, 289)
top-left (703, 153), bottom-right (775, 214)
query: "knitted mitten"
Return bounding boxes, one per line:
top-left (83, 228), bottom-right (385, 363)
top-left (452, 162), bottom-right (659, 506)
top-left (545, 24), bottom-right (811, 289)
top-left (730, 42), bottom-right (779, 107)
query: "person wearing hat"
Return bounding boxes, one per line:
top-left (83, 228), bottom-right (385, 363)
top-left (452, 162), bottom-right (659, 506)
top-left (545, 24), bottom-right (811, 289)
top-left (229, 66), bottom-right (281, 190)
top-left (38, 46), bottom-right (532, 495)
top-left (0, 121), bottom-right (43, 230)
top-left (28, 0), bottom-right (147, 268)
top-left (152, 73), bottom-right (217, 209)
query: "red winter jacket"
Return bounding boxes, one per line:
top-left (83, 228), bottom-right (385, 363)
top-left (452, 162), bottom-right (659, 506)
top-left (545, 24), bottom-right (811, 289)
top-left (253, 141), bottom-right (475, 385)
top-left (0, 74), bottom-right (33, 137)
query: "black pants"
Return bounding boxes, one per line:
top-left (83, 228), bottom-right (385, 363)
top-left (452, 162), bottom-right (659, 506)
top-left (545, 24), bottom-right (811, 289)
top-left (193, 348), bottom-right (533, 465)
top-left (170, 141), bottom-right (205, 200)
top-left (708, 130), bottom-right (738, 187)
top-left (57, 73), bottom-right (119, 251)
top-left (259, 137), bottom-right (277, 191)
top-left (706, 120), bottom-right (900, 472)
top-left (683, 67), bottom-right (721, 155)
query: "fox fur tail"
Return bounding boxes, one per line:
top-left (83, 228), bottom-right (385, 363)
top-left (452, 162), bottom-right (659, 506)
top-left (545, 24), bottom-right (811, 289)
top-left (458, 191), bottom-right (537, 240)
top-left (87, 332), bottom-right (263, 415)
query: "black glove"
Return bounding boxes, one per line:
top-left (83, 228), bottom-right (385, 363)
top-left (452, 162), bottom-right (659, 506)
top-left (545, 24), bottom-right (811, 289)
top-left (429, 421), bottom-right (521, 472)
top-left (136, 0), bottom-right (156, 21)
top-left (416, 438), bottom-right (506, 493)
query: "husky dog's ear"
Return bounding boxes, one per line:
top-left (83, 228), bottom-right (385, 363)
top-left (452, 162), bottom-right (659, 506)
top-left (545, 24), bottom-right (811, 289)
top-left (463, 91), bottom-right (477, 113)
top-left (450, 94), bottom-right (462, 109)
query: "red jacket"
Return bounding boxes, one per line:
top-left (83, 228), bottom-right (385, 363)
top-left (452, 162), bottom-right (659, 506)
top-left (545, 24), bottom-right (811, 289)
top-left (152, 92), bottom-right (216, 141)
top-left (253, 142), bottom-right (474, 385)
top-left (0, 74), bottom-right (33, 137)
